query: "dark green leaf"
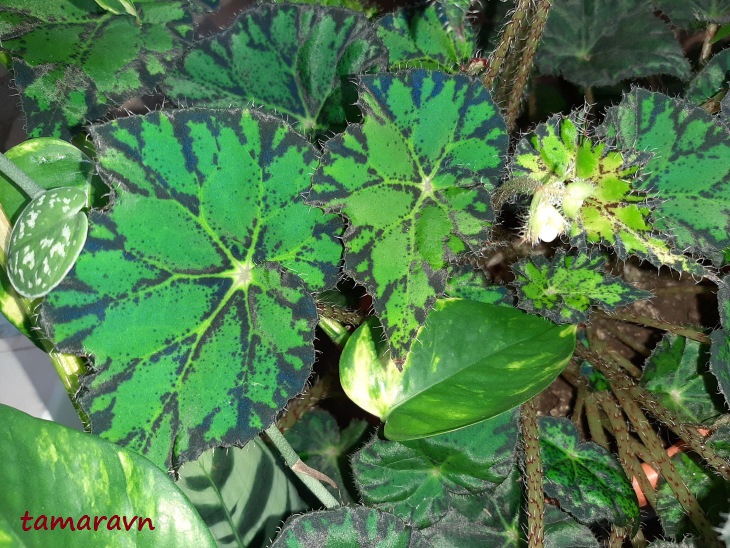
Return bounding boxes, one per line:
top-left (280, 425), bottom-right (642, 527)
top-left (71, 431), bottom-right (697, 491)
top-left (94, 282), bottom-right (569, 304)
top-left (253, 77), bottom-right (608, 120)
top-left (272, 0), bottom-right (378, 17)
top-left (603, 89), bottom-right (730, 263)
top-left (164, 4), bottom-right (386, 137)
top-left (271, 506), bottom-right (429, 546)
top-left (42, 109), bottom-right (342, 470)
top-left (513, 250), bottom-right (652, 324)
top-left (284, 410), bottom-right (369, 503)
top-left (654, 0), bottom-right (730, 27)
top-left (536, 0), bottom-right (691, 87)
top-left (686, 49), bottom-right (730, 105)
top-left (540, 417), bottom-right (639, 527)
top-left (340, 299), bottom-right (576, 440)
top-left (445, 263), bottom-right (514, 306)
top-left (377, 3), bottom-right (474, 72)
top-left (7, 186), bottom-right (88, 299)
top-left (710, 277), bottom-right (730, 406)
top-left (0, 403), bottom-right (216, 546)
top-left (544, 508), bottom-right (600, 548)
top-left (310, 70), bottom-right (508, 361)
top-left (0, 0), bottom-right (194, 138)
top-left (177, 439), bottom-right (308, 547)
top-left (642, 333), bottom-right (723, 424)
top-left (352, 408), bottom-right (519, 528)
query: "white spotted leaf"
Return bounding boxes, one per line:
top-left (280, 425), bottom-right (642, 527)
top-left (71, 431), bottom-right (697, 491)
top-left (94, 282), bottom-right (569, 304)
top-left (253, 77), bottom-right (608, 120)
top-left (7, 186), bottom-right (88, 299)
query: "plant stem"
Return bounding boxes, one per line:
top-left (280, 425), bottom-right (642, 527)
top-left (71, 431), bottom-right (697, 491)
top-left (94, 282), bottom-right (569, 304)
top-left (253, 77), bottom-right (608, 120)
top-left (522, 398), bottom-right (545, 548)
top-left (584, 391), bottom-right (609, 449)
top-left (264, 423), bottom-right (340, 509)
top-left (482, 0), bottom-right (531, 91)
top-left (276, 375), bottom-right (332, 433)
top-left (609, 525), bottom-right (627, 548)
top-left (700, 23), bottom-right (719, 65)
top-left (0, 151), bottom-right (45, 199)
top-left (315, 301), bottom-right (363, 326)
top-left (592, 310), bottom-right (711, 344)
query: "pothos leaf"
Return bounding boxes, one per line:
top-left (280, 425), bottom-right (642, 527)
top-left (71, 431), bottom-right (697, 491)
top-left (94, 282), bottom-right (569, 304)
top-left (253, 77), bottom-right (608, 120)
top-left (7, 186), bottom-right (89, 299)
top-left (0, 0), bottom-right (194, 138)
top-left (642, 333), bottom-right (724, 424)
top-left (271, 506), bottom-right (429, 547)
top-left (539, 417), bottom-right (639, 527)
top-left (177, 439), bottom-right (308, 547)
top-left (512, 250), bottom-right (652, 324)
top-left (377, 2), bottom-right (475, 72)
top-left (536, 0), bottom-right (691, 88)
top-left (602, 88), bottom-right (730, 264)
top-left (351, 408), bottom-right (519, 528)
top-left (41, 109), bottom-right (342, 470)
top-left (164, 4), bottom-right (387, 137)
top-left (686, 48), bottom-right (730, 105)
top-left (310, 70), bottom-right (508, 361)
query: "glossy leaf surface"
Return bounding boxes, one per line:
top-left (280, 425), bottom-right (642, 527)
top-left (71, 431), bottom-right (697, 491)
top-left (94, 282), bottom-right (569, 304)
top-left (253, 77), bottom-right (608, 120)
top-left (271, 506), bottom-right (428, 547)
top-left (0, 0), bottom-right (193, 138)
top-left (603, 88), bottom-right (730, 263)
top-left (311, 70), bottom-right (508, 361)
top-left (513, 251), bottom-right (651, 323)
top-left (284, 410), bottom-right (368, 503)
top-left (177, 439), bottom-right (307, 547)
top-left (540, 417), bottom-right (639, 527)
top-left (377, 3), bottom-right (474, 72)
top-left (164, 4), bottom-right (386, 137)
top-left (352, 409), bottom-right (518, 528)
top-left (42, 109), bottom-right (342, 470)
top-left (642, 333), bottom-right (723, 424)
top-left (7, 187), bottom-right (88, 299)
top-left (340, 299), bottom-right (576, 440)
top-left (536, 0), bottom-right (691, 87)
top-left (0, 404), bottom-right (216, 547)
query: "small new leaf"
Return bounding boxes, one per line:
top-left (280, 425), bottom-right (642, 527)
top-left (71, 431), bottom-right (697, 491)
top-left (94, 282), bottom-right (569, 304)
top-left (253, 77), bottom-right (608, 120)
top-left (512, 250), bottom-right (652, 324)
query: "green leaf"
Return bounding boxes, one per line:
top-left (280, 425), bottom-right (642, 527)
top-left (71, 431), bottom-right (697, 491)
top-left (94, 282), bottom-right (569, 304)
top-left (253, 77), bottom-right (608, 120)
top-left (271, 506), bottom-right (429, 547)
top-left (284, 410), bottom-right (369, 503)
top-left (539, 417), bottom-right (639, 527)
top-left (536, 0), bottom-right (691, 88)
top-left (340, 299), bottom-right (576, 440)
top-left (543, 508), bottom-right (600, 548)
top-left (654, 0), bottom-right (730, 27)
top-left (0, 138), bottom-right (96, 225)
top-left (642, 333), bottom-right (723, 424)
top-left (41, 109), bottom-right (343, 470)
top-left (686, 49), bottom-right (730, 105)
top-left (164, 4), bottom-right (386, 137)
top-left (310, 70), bottom-right (508, 361)
top-left (377, 3), bottom-right (474, 72)
top-left (710, 277), bottom-right (730, 406)
top-left (7, 186), bottom-right (89, 299)
top-left (352, 408), bottom-right (519, 528)
top-left (507, 111), bottom-right (709, 277)
top-left (94, 0), bottom-right (138, 17)
top-left (0, 0), bottom-right (193, 138)
top-left (0, 403), bottom-right (216, 546)
top-left (445, 263), bottom-right (514, 306)
top-left (603, 88), bottom-right (730, 264)
top-left (177, 438), bottom-right (308, 547)
top-left (272, 0), bottom-right (378, 17)
top-left (512, 250), bottom-right (652, 324)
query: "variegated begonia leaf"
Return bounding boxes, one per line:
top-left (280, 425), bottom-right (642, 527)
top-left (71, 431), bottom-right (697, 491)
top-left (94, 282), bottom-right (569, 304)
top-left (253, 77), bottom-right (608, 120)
top-left (710, 277), bottom-right (730, 406)
top-left (272, 0), bottom-right (378, 18)
top-left (0, 0), bottom-right (195, 139)
top-left (41, 109), bottom-right (342, 470)
top-left (602, 89), bottom-right (730, 264)
top-left (642, 333), bottom-right (724, 424)
top-left (351, 408), bottom-right (519, 528)
top-left (164, 4), bottom-right (387, 137)
top-left (502, 111), bottom-right (709, 277)
top-left (512, 250), bottom-right (652, 324)
top-left (445, 263), bottom-right (514, 306)
top-left (686, 48), bottom-right (730, 105)
top-left (536, 0), bottom-right (691, 88)
top-left (540, 417), bottom-right (639, 527)
top-left (310, 70), bottom-right (507, 361)
top-left (376, 2), bottom-right (475, 72)
top-left (654, 0), bottom-right (730, 28)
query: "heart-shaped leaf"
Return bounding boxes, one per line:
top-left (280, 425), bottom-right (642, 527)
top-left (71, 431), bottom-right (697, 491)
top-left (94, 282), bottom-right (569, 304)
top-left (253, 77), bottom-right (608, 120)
top-left (0, 403), bottom-right (216, 547)
top-left (0, 0), bottom-right (195, 138)
top-left (164, 4), bottom-right (387, 137)
top-left (536, 0), bottom-right (691, 87)
top-left (7, 186), bottom-right (88, 299)
top-left (540, 417), bottom-right (639, 527)
top-left (352, 408), bottom-right (519, 528)
top-left (310, 70), bottom-right (508, 361)
top-left (340, 299), bottom-right (576, 440)
top-left (42, 109), bottom-right (342, 470)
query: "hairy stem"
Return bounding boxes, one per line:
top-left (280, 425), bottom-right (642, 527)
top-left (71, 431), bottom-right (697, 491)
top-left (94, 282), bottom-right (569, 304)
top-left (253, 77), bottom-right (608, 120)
top-left (482, 0), bottom-right (531, 90)
top-left (609, 525), bottom-right (627, 548)
top-left (522, 397), bottom-right (545, 548)
top-left (584, 391), bottom-right (609, 449)
top-left (265, 424), bottom-right (340, 509)
top-left (592, 310), bottom-right (711, 344)
top-left (0, 151), bottom-right (45, 199)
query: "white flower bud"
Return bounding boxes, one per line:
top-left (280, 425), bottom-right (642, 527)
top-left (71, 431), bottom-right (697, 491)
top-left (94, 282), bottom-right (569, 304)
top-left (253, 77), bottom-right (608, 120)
top-left (526, 199), bottom-right (568, 244)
